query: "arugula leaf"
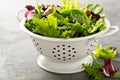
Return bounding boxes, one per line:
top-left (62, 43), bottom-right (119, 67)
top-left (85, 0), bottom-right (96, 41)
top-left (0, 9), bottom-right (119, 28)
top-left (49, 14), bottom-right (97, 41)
top-left (83, 54), bottom-right (104, 80)
top-left (83, 63), bottom-right (104, 80)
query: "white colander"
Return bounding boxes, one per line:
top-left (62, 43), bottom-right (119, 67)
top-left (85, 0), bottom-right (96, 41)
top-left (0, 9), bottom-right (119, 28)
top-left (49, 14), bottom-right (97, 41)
top-left (20, 18), bottom-right (119, 74)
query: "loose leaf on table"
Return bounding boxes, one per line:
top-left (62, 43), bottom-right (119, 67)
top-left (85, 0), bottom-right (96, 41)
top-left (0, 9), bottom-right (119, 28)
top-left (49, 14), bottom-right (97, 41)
top-left (82, 63), bottom-right (104, 80)
top-left (110, 72), bottom-right (120, 78)
top-left (93, 45), bottom-right (117, 59)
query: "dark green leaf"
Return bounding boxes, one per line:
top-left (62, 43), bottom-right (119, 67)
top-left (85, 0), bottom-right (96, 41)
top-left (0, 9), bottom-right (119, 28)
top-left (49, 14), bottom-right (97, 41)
top-left (71, 9), bottom-right (90, 25)
top-left (83, 63), bottom-right (104, 80)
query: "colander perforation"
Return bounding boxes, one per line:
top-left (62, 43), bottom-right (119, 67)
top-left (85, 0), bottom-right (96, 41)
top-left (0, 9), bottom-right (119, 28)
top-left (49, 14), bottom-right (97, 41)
top-left (86, 39), bottom-right (98, 55)
top-left (32, 38), bottom-right (43, 54)
top-left (52, 44), bottom-right (77, 61)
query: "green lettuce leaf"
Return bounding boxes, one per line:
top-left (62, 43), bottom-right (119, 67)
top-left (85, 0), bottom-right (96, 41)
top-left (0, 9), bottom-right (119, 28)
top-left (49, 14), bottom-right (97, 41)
top-left (82, 63), bottom-right (104, 80)
top-left (62, 0), bottom-right (79, 10)
top-left (25, 16), bottom-right (60, 38)
top-left (93, 45), bottom-right (117, 59)
top-left (82, 4), bottom-right (103, 14)
top-left (71, 9), bottom-right (90, 25)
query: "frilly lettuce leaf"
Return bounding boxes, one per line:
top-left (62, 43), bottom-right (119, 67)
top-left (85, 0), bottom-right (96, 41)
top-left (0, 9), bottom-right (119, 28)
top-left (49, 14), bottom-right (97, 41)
top-left (25, 16), bottom-right (60, 38)
top-left (62, 0), bottom-right (79, 10)
top-left (93, 45), bottom-right (117, 59)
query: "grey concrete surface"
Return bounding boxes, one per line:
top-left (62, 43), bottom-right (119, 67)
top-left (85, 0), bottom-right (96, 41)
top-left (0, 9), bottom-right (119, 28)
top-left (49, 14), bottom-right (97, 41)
top-left (0, 0), bottom-right (120, 80)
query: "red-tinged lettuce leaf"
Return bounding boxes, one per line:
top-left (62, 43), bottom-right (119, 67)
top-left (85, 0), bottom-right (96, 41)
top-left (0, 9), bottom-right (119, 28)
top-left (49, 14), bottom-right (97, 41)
top-left (103, 59), bottom-right (117, 77)
top-left (25, 5), bottom-right (35, 11)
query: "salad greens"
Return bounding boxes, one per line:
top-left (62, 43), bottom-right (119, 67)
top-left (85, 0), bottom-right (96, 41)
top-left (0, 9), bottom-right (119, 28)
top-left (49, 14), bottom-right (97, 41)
top-left (83, 45), bottom-right (120, 80)
top-left (93, 44), bottom-right (117, 59)
top-left (82, 4), bottom-right (103, 14)
top-left (62, 0), bottom-right (79, 10)
top-left (24, 0), bottom-right (106, 38)
top-left (82, 62), bottom-right (104, 80)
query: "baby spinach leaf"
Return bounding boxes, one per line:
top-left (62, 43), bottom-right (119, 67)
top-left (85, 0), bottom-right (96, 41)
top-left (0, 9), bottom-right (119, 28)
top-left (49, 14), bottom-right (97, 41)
top-left (71, 9), bottom-right (90, 25)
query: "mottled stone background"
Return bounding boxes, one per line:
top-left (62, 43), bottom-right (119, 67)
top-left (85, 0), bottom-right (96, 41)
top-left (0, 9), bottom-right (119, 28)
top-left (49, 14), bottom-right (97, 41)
top-left (0, 0), bottom-right (120, 80)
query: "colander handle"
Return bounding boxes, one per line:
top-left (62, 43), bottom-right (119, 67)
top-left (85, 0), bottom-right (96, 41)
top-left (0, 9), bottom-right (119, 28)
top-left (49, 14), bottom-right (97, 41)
top-left (16, 10), bottom-right (26, 22)
top-left (95, 26), bottom-right (119, 38)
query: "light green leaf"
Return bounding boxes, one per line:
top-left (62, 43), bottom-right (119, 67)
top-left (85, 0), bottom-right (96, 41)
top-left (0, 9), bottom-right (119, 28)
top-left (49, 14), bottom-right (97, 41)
top-left (93, 45), bottom-right (117, 59)
top-left (82, 4), bottom-right (103, 14)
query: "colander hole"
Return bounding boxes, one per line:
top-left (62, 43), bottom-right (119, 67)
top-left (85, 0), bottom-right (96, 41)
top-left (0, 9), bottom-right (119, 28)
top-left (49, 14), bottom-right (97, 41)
top-left (57, 50), bottom-right (60, 52)
top-left (72, 55), bottom-right (75, 57)
top-left (72, 48), bottom-right (75, 50)
top-left (63, 48), bottom-right (65, 50)
top-left (86, 52), bottom-right (89, 54)
top-left (57, 45), bottom-right (60, 47)
top-left (58, 54), bottom-right (60, 56)
top-left (63, 56), bottom-right (66, 58)
top-left (74, 51), bottom-right (76, 53)
top-left (63, 59), bottom-right (66, 61)
top-left (68, 54), bottom-right (71, 56)
top-left (62, 45), bottom-right (65, 47)
top-left (32, 39), bottom-right (35, 41)
top-left (68, 58), bottom-right (71, 60)
top-left (54, 55), bottom-right (56, 57)
top-left (53, 48), bottom-right (56, 50)
top-left (68, 50), bottom-right (71, 52)
top-left (90, 44), bottom-right (94, 47)
top-left (58, 58), bottom-right (60, 60)
top-left (68, 45), bottom-right (71, 48)
top-left (52, 51), bottom-right (55, 53)
top-left (63, 52), bottom-right (66, 54)
top-left (35, 43), bottom-right (39, 46)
